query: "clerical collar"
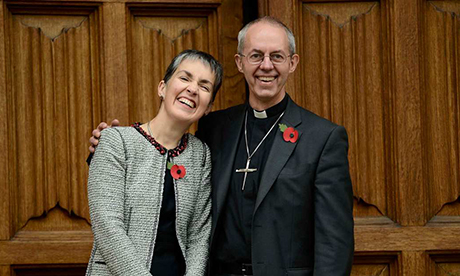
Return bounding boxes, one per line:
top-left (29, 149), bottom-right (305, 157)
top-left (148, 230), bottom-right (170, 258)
top-left (249, 94), bottom-right (288, 119)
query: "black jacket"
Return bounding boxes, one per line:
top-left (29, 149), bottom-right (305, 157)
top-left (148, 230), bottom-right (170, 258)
top-left (196, 95), bottom-right (354, 276)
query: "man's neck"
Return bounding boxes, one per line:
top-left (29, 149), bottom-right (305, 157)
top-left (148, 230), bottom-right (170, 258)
top-left (249, 91), bottom-right (286, 111)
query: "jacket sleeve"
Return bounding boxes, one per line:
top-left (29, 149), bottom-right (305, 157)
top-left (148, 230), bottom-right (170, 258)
top-left (88, 128), bottom-right (152, 276)
top-left (313, 125), bottom-right (354, 275)
top-left (184, 143), bottom-right (212, 276)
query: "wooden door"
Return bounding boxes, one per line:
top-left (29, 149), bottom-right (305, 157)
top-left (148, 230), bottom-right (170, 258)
top-left (0, 0), bottom-right (244, 274)
top-left (259, 0), bottom-right (460, 274)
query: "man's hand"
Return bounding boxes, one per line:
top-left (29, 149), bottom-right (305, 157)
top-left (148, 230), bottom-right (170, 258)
top-left (88, 119), bottom-right (120, 153)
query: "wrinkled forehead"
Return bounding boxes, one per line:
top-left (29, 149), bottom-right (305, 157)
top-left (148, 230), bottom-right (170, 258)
top-left (175, 58), bottom-right (216, 83)
top-left (176, 58), bottom-right (214, 75)
top-left (244, 22), bottom-right (290, 53)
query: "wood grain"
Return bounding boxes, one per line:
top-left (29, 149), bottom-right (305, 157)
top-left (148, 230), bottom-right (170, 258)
top-left (0, 0), bottom-right (10, 241)
top-left (102, 3), bottom-right (129, 124)
top-left (355, 222), bottom-right (460, 251)
top-left (389, 0), bottom-right (425, 226)
top-left (0, 266), bottom-right (10, 276)
top-left (263, 0), bottom-right (460, 273)
top-left (299, 2), bottom-right (389, 220)
top-left (128, 11), bottom-right (211, 127)
top-left (0, 0), bottom-right (244, 272)
top-left (6, 8), bottom-right (99, 235)
top-left (351, 264), bottom-right (389, 276)
top-left (423, 1), bottom-right (460, 221)
top-left (0, 239), bottom-right (92, 264)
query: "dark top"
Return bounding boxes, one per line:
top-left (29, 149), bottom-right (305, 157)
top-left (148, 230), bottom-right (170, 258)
top-left (133, 123), bottom-right (187, 276)
top-left (214, 95), bottom-right (288, 265)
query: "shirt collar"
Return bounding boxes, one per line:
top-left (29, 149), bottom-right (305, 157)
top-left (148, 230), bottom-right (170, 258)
top-left (247, 94), bottom-right (288, 120)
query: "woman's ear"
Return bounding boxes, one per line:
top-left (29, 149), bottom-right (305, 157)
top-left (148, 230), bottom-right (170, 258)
top-left (158, 80), bottom-right (166, 99)
top-left (204, 102), bottom-right (213, 116)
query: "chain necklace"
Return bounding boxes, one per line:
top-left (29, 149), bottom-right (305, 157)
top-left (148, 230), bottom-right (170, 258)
top-left (235, 110), bottom-right (285, 190)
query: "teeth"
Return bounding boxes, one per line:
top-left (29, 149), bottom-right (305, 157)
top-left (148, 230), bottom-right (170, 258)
top-left (258, 76), bottom-right (275, 82)
top-left (178, 98), bottom-right (195, 108)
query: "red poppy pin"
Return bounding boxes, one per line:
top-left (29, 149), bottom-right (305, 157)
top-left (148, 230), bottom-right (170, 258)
top-left (168, 162), bottom-right (186, 180)
top-left (279, 124), bottom-right (299, 143)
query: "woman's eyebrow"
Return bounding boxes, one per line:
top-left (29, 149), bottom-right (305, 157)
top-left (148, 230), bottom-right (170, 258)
top-left (179, 70), bottom-right (213, 85)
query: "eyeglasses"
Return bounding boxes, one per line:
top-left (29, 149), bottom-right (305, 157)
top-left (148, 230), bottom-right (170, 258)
top-left (239, 52), bottom-right (291, 65)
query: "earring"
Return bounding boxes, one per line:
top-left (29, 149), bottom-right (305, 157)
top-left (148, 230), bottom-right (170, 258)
top-left (159, 94), bottom-right (165, 100)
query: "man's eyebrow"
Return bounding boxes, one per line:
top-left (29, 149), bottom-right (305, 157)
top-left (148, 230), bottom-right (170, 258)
top-left (249, 49), bottom-right (284, 54)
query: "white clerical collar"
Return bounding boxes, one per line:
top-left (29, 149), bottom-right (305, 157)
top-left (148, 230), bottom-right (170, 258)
top-left (253, 109), bottom-right (267, 119)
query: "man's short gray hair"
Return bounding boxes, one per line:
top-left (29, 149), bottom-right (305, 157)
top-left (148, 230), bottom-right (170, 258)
top-left (237, 16), bottom-right (296, 55)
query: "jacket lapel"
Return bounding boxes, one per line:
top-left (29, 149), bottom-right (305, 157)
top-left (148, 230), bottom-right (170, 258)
top-left (254, 97), bottom-right (303, 214)
top-left (211, 105), bottom-right (245, 232)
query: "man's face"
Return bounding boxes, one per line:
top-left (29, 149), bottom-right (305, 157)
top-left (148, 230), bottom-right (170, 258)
top-left (235, 22), bottom-right (299, 110)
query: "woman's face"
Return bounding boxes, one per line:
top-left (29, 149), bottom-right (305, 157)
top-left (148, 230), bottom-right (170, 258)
top-left (158, 59), bottom-right (215, 125)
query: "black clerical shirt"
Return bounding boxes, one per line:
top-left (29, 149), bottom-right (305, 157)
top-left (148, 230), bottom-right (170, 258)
top-left (214, 95), bottom-right (288, 265)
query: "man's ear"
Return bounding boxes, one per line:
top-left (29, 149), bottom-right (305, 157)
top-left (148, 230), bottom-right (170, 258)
top-left (289, 54), bottom-right (300, 74)
top-left (234, 54), bottom-right (244, 73)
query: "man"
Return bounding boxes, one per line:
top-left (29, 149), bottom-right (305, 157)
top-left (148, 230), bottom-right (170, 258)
top-left (89, 16), bottom-right (354, 275)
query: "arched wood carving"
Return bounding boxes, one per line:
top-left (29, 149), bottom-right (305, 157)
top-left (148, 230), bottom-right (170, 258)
top-left (298, 2), bottom-right (390, 220)
top-left (5, 8), bottom-right (100, 235)
top-left (424, 1), bottom-right (460, 221)
top-left (128, 11), bottom-right (213, 131)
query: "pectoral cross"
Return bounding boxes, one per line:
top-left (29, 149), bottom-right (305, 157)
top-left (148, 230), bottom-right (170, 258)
top-left (235, 158), bottom-right (257, 190)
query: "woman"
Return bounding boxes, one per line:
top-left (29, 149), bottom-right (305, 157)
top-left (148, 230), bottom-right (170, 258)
top-left (85, 50), bottom-right (223, 276)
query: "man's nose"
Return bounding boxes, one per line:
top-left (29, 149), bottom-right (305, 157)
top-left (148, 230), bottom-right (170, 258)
top-left (259, 55), bottom-right (274, 70)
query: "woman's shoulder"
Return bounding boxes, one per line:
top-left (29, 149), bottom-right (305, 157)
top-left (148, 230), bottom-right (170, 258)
top-left (101, 126), bottom-right (143, 138)
top-left (187, 133), bottom-right (209, 152)
top-left (186, 134), bottom-right (211, 169)
top-left (100, 126), bottom-right (147, 149)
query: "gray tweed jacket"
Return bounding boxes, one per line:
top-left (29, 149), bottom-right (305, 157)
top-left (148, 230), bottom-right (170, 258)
top-left (85, 127), bottom-right (212, 276)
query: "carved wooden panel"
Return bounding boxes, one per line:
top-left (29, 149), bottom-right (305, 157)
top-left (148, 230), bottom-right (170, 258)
top-left (351, 254), bottom-right (397, 276)
top-left (424, 1), bottom-right (460, 221)
top-left (127, 2), bottom-right (244, 133)
top-left (128, 7), bottom-right (215, 127)
top-left (429, 253), bottom-right (460, 275)
top-left (12, 265), bottom-right (86, 276)
top-left (298, 2), bottom-right (390, 219)
top-left (436, 264), bottom-right (460, 276)
top-left (260, 0), bottom-right (460, 274)
top-left (0, 0), bottom-right (244, 274)
top-left (4, 4), bottom-right (100, 237)
top-left (351, 265), bottom-right (389, 276)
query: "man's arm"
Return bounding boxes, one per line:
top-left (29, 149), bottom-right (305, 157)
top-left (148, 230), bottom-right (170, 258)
top-left (314, 125), bottom-right (354, 275)
top-left (87, 119), bottom-right (120, 165)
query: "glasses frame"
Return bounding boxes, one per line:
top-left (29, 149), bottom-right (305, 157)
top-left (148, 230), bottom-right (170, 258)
top-left (239, 52), bottom-right (292, 65)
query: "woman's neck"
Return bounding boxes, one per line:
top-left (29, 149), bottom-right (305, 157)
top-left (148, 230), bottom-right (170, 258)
top-left (143, 113), bottom-right (190, 150)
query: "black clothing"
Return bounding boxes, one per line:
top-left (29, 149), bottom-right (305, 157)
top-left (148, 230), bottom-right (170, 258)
top-left (135, 122), bottom-right (188, 276)
top-left (214, 96), bottom-right (288, 265)
top-left (150, 161), bottom-right (186, 276)
top-left (196, 94), bottom-right (354, 276)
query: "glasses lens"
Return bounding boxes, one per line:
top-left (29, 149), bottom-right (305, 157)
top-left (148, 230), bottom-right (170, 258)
top-left (248, 53), bottom-right (263, 64)
top-left (270, 53), bottom-right (286, 64)
top-left (244, 53), bottom-right (288, 64)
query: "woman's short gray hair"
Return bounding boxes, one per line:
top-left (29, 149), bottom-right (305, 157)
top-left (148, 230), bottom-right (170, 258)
top-left (163, 49), bottom-right (223, 101)
top-left (237, 16), bottom-right (296, 55)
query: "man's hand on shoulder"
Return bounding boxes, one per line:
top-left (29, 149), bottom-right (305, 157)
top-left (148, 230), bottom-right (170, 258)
top-left (88, 119), bottom-right (120, 153)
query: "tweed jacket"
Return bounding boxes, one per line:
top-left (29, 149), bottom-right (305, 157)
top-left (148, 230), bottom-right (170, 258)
top-left (85, 127), bottom-right (212, 276)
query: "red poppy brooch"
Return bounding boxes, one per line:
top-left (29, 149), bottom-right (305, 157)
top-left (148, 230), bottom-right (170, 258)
top-left (279, 124), bottom-right (299, 143)
top-left (168, 162), bottom-right (186, 180)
